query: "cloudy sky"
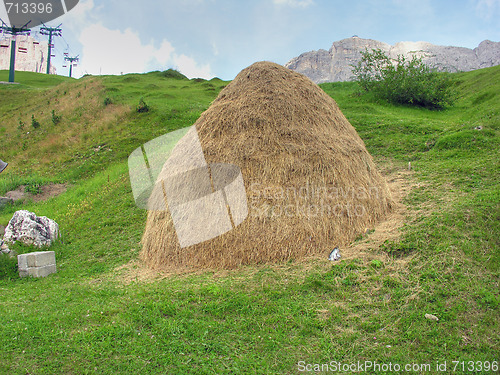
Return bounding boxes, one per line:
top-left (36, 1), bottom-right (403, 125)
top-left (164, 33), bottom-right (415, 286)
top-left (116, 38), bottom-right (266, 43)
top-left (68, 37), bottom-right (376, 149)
top-left (1, 0), bottom-right (499, 79)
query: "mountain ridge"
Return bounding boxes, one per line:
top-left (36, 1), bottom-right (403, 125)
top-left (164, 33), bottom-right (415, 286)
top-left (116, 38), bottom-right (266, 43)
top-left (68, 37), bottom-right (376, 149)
top-left (285, 36), bottom-right (500, 83)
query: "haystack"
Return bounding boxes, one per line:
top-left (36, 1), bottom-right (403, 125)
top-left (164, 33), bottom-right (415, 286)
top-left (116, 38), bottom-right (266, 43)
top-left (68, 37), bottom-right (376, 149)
top-left (140, 61), bottom-right (393, 270)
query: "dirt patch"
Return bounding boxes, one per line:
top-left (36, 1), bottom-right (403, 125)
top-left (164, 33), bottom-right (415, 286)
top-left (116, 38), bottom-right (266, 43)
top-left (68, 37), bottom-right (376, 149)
top-left (34, 183), bottom-right (68, 202)
top-left (4, 183), bottom-right (68, 203)
top-left (113, 259), bottom-right (173, 285)
top-left (339, 167), bottom-right (415, 262)
top-left (4, 187), bottom-right (26, 201)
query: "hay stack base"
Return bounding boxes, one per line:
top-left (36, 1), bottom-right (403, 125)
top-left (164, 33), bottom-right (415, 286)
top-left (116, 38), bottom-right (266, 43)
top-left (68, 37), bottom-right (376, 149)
top-left (141, 61), bottom-right (393, 270)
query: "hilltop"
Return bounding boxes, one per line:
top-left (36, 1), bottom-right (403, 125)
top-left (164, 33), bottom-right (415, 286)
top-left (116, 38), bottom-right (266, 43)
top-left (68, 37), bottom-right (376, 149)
top-left (0, 69), bottom-right (226, 179)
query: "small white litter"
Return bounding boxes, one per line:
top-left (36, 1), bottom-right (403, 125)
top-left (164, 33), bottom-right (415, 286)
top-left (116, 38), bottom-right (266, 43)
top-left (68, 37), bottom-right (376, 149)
top-left (425, 313), bottom-right (439, 321)
top-left (328, 247), bottom-right (341, 261)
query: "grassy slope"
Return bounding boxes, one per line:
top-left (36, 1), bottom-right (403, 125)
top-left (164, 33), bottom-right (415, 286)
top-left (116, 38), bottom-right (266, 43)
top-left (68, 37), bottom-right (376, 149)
top-left (0, 67), bottom-right (498, 374)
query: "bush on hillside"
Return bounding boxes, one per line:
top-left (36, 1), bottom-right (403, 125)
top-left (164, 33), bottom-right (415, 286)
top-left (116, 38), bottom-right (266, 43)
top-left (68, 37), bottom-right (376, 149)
top-left (51, 110), bottom-right (62, 125)
top-left (351, 49), bottom-right (454, 109)
top-left (136, 98), bottom-right (150, 113)
top-left (31, 115), bottom-right (41, 129)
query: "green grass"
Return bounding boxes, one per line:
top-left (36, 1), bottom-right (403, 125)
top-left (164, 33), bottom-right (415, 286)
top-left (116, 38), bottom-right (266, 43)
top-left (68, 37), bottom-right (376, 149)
top-left (0, 66), bottom-right (498, 374)
top-left (0, 70), bottom-right (75, 88)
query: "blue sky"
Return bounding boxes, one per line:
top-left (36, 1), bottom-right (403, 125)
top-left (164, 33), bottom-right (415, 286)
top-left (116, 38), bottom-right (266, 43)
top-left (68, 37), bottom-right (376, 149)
top-left (2, 0), bottom-right (500, 79)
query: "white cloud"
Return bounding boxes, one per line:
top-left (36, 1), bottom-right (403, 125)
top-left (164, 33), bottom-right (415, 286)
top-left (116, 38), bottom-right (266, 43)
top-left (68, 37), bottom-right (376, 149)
top-left (78, 23), bottom-right (212, 78)
top-left (391, 0), bottom-right (434, 19)
top-left (172, 54), bottom-right (212, 79)
top-left (211, 41), bottom-right (219, 56)
top-left (273, 0), bottom-right (314, 8)
top-left (63, 0), bottom-right (97, 30)
top-left (475, 0), bottom-right (500, 19)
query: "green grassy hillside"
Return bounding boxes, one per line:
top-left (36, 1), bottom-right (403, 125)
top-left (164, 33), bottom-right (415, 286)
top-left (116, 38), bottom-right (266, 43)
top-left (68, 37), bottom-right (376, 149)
top-left (0, 66), bottom-right (498, 374)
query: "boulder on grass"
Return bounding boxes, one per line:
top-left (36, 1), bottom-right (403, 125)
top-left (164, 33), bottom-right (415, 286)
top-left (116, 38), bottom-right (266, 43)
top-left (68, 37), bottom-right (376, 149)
top-left (4, 210), bottom-right (59, 248)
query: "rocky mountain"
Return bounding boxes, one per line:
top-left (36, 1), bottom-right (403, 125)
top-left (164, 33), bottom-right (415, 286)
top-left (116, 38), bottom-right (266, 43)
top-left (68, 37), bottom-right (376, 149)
top-left (285, 36), bottom-right (500, 83)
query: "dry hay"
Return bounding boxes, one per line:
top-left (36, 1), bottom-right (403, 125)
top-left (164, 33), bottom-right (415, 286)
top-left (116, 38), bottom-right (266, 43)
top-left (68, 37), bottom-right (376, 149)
top-left (141, 61), bottom-right (394, 270)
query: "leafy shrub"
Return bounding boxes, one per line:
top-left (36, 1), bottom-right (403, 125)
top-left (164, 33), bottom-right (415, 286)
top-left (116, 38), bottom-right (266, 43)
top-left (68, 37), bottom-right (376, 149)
top-left (103, 97), bottom-right (113, 106)
top-left (136, 98), bottom-right (150, 113)
top-left (25, 181), bottom-right (42, 195)
top-left (51, 110), bottom-right (62, 125)
top-left (31, 115), bottom-right (41, 129)
top-left (351, 49), bottom-right (454, 109)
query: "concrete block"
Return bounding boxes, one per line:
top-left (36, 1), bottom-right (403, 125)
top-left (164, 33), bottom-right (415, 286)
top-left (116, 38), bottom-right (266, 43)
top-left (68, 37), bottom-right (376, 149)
top-left (0, 197), bottom-right (14, 209)
top-left (17, 254), bottom-right (27, 269)
top-left (28, 264), bottom-right (57, 278)
top-left (17, 251), bottom-right (57, 278)
top-left (27, 251), bottom-right (56, 267)
top-left (18, 269), bottom-right (30, 278)
top-left (18, 251), bottom-right (55, 268)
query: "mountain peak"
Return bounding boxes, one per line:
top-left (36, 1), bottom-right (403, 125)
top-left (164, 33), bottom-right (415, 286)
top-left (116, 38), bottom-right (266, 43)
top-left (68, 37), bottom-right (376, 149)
top-left (285, 37), bottom-right (500, 83)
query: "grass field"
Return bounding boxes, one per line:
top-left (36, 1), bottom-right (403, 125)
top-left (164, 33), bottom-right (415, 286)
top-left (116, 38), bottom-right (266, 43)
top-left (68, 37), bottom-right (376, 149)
top-left (0, 66), bottom-right (498, 374)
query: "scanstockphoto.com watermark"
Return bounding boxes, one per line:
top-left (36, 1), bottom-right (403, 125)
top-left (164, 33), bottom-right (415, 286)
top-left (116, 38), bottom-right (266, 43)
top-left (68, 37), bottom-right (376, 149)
top-left (249, 182), bottom-right (383, 219)
top-left (251, 200), bottom-right (369, 218)
top-left (297, 360), bottom-right (499, 373)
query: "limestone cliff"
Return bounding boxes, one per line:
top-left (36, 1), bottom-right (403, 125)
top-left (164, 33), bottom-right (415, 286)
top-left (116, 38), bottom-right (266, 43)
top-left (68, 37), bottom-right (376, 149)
top-left (285, 36), bottom-right (500, 83)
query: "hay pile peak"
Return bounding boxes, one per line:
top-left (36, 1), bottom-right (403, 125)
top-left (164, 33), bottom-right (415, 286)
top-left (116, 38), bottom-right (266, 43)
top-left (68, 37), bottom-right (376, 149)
top-left (140, 61), bottom-right (393, 270)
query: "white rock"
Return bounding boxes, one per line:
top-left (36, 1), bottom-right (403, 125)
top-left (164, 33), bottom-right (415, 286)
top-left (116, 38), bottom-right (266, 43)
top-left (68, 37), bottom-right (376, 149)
top-left (425, 313), bottom-right (439, 321)
top-left (4, 210), bottom-right (59, 248)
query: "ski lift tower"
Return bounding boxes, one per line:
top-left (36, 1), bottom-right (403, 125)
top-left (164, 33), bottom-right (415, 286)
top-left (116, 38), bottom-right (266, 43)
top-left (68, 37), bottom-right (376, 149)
top-left (64, 54), bottom-right (79, 77)
top-left (40, 24), bottom-right (62, 74)
top-left (0, 19), bottom-right (31, 83)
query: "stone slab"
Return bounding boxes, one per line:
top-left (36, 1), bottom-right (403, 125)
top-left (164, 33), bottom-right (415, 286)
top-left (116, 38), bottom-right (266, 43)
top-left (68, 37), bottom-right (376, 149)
top-left (19, 264), bottom-right (57, 278)
top-left (0, 197), bottom-right (14, 209)
top-left (18, 251), bottom-right (56, 269)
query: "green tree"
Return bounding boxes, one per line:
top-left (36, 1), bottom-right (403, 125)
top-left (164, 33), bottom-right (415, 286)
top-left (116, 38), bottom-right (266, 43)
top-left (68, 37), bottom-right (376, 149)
top-left (351, 49), bottom-right (454, 109)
